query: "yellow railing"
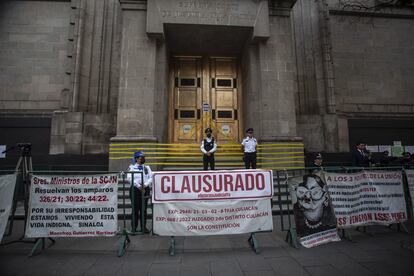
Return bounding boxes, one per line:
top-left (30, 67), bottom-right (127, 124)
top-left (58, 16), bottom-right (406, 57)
top-left (109, 142), bottom-right (305, 170)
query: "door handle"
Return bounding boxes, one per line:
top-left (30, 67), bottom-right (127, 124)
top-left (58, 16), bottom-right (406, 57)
top-left (197, 109), bottom-right (201, 119)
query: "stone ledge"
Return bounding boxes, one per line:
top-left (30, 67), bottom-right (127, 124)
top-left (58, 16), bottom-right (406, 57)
top-left (119, 0), bottom-right (147, 11)
top-left (110, 135), bottom-right (158, 143)
top-left (260, 136), bottom-right (303, 143)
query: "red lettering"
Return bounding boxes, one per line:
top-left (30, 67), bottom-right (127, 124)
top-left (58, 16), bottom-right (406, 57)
top-left (213, 175), bottom-right (223, 192)
top-left (391, 212), bottom-right (406, 221)
top-left (161, 176), bottom-right (170, 193)
top-left (255, 173), bottom-right (265, 190)
top-left (245, 174), bottom-right (254, 190)
top-left (337, 217), bottom-right (346, 226)
top-left (203, 175), bottom-right (212, 192)
top-left (179, 176), bottom-right (189, 193)
top-left (235, 174), bottom-right (244, 191)
top-left (374, 213), bottom-right (390, 221)
top-left (224, 174), bottom-right (234, 191)
top-left (192, 175), bottom-right (202, 193)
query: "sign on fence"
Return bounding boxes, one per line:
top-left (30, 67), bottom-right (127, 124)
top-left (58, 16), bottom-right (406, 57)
top-left (0, 174), bottom-right (17, 242)
top-left (25, 174), bottom-right (118, 238)
top-left (152, 170), bottom-right (273, 236)
top-left (325, 171), bottom-right (407, 228)
top-left (289, 173), bottom-right (340, 248)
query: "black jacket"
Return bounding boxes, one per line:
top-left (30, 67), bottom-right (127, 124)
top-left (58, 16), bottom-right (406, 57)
top-left (351, 149), bottom-right (370, 167)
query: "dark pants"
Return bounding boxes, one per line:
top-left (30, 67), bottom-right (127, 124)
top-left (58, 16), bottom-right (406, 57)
top-left (203, 154), bottom-right (215, 170)
top-left (130, 186), bottom-right (149, 231)
top-left (244, 152), bottom-right (257, 169)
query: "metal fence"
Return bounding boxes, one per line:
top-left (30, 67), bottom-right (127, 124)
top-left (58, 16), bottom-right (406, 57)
top-left (273, 166), bottom-right (414, 246)
top-left (2, 165), bottom-right (413, 255)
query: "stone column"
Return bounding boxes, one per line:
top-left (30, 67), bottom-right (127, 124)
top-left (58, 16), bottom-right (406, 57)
top-left (257, 15), bottom-right (300, 142)
top-left (110, 1), bottom-right (157, 170)
top-left (50, 0), bottom-right (120, 155)
top-left (242, 5), bottom-right (302, 169)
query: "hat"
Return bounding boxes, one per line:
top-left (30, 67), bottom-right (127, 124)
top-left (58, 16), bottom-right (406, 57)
top-left (246, 128), bottom-right (254, 133)
top-left (205, 127), bottom-right (212, 133)
top-left (134, 151), bottom-right (145, 158)
top-left (314, 153), bottom-right (323, 160)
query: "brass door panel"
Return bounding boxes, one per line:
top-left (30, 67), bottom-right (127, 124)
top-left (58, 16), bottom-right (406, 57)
top-left (170, 56), bottom-right (241, 144)
top-left (210, 57), bottom-right (240, 144)
top-left (172, 57), bottom-right (202, 143)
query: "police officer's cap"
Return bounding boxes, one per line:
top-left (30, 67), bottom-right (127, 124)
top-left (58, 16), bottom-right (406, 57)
top-left (205, 127), bottom-right (212, 133)
top-left (246, 128), bottom-right (254, 133)
top-left (134, 151), bottom-right (145, 158)
top-left (314, 153), bottom-right (323, 160)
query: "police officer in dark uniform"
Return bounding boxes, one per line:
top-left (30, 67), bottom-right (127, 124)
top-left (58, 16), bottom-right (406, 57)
top-left (200, 127), bottom-right (217, 170)
top-left (308, 153), bottom-right (323, 173)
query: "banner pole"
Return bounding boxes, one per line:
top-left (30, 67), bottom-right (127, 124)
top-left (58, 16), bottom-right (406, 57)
top-left (248, 233), bottom-right (260, 254)
top-left (131, 173), bottom-right (136, 233)
top-left (5, 172), bottom-right (20, 236)
top-left (141, 171), bottom-right (145, 234)
top-left (402, 169), bottom-right (413, 219)
top-left (118, 172), bottom-right (130, 257)
top-left (277, 171), bottom-right (285, 231)
top-left (117, 228), bottom-right (130, 257)
top-left (169, 236), bottom-right (175, 256)
top-left (285, 228), bottom-right (299, 248)
top-left (122, 172), bottom-right (126, 230)
top-left (340, 229), bottom-right (353, 242)
top-left (29, 237), bottom-right (55, 257)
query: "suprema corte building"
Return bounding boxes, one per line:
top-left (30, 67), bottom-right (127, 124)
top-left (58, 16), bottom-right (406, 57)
top-left (0, 0), bottom-right (413, 169)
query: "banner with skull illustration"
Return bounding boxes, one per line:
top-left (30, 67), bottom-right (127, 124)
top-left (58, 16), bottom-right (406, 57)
top-left (289, 173), bottom-right (340, 248)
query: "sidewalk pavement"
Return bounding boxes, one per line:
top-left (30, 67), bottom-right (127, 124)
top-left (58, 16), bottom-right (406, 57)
top-left (1, 219), bottom-right (414, 276)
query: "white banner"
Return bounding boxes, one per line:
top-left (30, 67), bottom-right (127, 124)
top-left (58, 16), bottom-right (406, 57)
top-left (289, 173), bottom-right (340, 248)
top-left (0, 174), bottom-right (17, 242)
top-left (153, 199), bottom-right (273, 236)
top-left (152, 170), bottom-right (273, 202)
top-left (25, 174), bottom-right (118, 238)
top-left (299, 228), bottom-right (340, 248)
top-left (406, 169), bottom-right (414, 214)
top-left (325, 171), bottom-right (407, 228)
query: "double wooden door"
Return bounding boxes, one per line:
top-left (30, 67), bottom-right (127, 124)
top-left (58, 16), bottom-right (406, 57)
top-left (170, 56), bottom-right (242, 144)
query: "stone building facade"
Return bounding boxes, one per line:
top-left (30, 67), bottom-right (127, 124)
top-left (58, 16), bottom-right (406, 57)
top-left (0, 0), bottom-right (413, 169)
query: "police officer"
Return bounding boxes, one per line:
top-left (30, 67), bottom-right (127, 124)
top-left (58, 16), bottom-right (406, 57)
top-left (201, 127), bottom-right (217, 170)
top-left (241, 128), bottom-right (257, 169)
top-left (127, 151), bottom-right (152, 233)
top-left (309, 153), bottom-right (324, 173)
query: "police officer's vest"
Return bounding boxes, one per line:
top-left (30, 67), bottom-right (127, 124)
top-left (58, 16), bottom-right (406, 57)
top-left (203, 138), bottom-right (215, 153)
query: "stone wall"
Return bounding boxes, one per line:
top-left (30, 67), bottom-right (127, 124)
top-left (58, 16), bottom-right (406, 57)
top-left (259, 13), bottom-right (298, 140)
top-left (330, 14), bottom-right (414, 114)
top-left (242, 2), bottom-right (299, 142)
top-left (292, 0), bottom-right (337, 152)
top-left (292, 0), bottom-right (414, 152)
top-left (50, 0), bottom-right (120, 155)
top-left (0, 0), bottom-right (71, 112)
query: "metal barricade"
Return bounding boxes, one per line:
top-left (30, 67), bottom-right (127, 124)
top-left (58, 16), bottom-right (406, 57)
top-left (273, 166), bottom-right (413, 248)
top-left (0, 170), bottom-right (152, 257)
top-left (118, 171), bottom-right (149, 257)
